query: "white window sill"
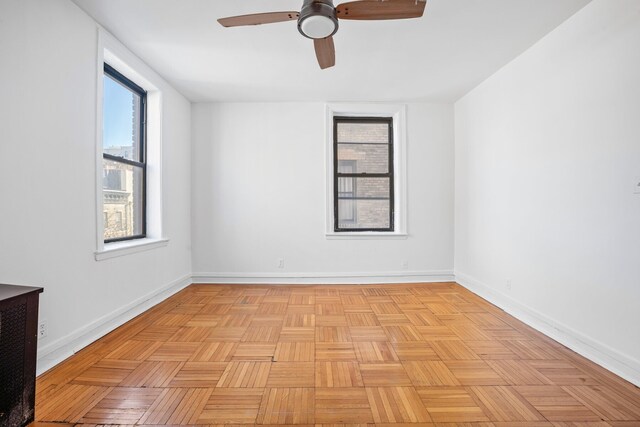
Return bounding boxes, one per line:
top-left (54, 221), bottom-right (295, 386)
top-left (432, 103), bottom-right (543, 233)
top-left (95, 238), bottom-right (169, 261)
top-left (326, 232), bottom-right (408, 240)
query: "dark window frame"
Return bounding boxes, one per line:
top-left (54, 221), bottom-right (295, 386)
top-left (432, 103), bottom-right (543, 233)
top-left (333, 116), bottom-right (394, 232)
top-left (103, 63), bottom-right (147, 243)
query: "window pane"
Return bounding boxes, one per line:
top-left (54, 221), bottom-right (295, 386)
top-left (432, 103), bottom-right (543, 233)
top-left (337, 121), bottom-right (389, 143)
top-left (103, 74), bottom-right (142, 161)
top-left (337, 143), bottom-right (389, 174)
top-left (338, 199), bottom-right (391, 229)
top-left (339, 177), bottom-right (390, 199)
top-left (103, 159), bottom-right (144, 240)
top-left (337, 177), bottom-right (390, 230)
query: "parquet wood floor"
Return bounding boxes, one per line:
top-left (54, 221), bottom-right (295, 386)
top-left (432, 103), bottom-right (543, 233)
top-left (34, 283), bottom-right (640, 427)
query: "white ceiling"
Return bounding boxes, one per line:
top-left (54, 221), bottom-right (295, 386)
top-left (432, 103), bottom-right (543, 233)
top-left (72, 0), bottom-right (590, 103)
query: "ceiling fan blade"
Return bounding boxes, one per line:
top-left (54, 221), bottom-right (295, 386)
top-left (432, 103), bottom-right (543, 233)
top-left (218, 11), bottom-right (299, 27)
top-left (336, 0), bottom-right (426, 20)
top-left (314, 37), bottom-right (336, 70)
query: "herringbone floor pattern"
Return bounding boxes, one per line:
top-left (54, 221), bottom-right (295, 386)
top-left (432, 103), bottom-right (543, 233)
top-left (34, 283), bottom-right (640, 426)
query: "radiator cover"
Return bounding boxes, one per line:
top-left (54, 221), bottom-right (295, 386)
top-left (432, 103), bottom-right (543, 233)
top-left (0, 284), bottom-right (43, 427)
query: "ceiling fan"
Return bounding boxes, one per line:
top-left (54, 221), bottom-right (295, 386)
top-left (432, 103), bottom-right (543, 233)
top-left (217, 0), bottom-right (427, 69)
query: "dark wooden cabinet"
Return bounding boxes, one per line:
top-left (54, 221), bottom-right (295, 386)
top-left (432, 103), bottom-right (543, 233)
top-left (0, 284), bottom-right (43, 427)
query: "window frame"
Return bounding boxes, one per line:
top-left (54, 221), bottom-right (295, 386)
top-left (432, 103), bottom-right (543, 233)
top-left (333, 116), bottom-right (395, 232)
top-left (94, 29), bottom-right (168, 261)
top-left (102, 62), bottom-right (148, 243)
top-left (325, 103), bottom-right (407, 240)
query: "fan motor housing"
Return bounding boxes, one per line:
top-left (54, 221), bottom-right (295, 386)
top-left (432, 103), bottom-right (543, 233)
top-left (298, 0), bottom-right (339, 39)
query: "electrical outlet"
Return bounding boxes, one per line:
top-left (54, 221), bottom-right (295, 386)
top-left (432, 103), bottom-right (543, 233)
top-left (506, 279), bottom-right (512, 291)
top-left (39, 320), bottom-right (47, 339)
top-left (277, 258), bottom-right (285, 269)
top-left (401, 260), bottom-right (409, 270)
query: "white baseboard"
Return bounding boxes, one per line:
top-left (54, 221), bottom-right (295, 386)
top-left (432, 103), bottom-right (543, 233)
top-left (192, 270), bottom-right (455, 285)
top-left (36, 274), bottom-right (192, 376)
top-left (455, 271), bottom-right (640, 387)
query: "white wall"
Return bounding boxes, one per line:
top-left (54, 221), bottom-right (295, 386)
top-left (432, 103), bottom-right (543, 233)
top-left (0, 0), bottom-right (192, 371)
top-left (455, 0), bottom-right (640, 383)
top-left (191, 102), bottom-right (454, 281)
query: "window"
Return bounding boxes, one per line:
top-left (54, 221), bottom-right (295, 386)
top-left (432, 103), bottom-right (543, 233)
top-left (102, 63), bottom-right (146, 242)
top-left (325, 104), bottom-right (406, 239)
top-left (334, 117), bottom-right (394, 232)
top-left (95, 30), bottom-right (168, 260)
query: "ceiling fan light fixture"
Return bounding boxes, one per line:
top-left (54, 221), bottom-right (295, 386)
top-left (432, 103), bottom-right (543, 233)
top-left (217, 0), bottom-right (428, 69)
top-left (297, 0), bottom-right (338, 39)
top-left (299, 15), bottom-right (337, 39)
